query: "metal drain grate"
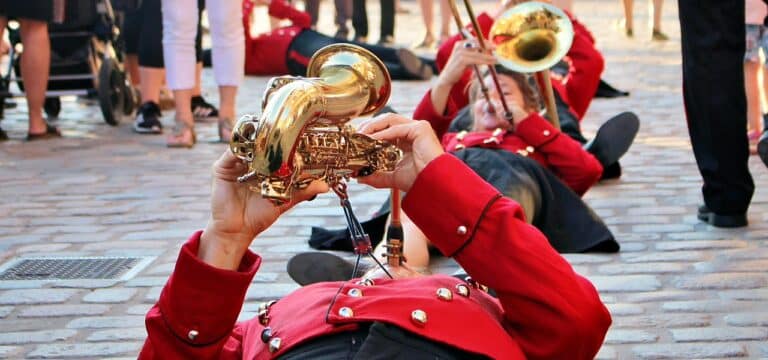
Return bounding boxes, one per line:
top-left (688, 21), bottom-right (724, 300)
top-left (0, 257), bottom-right (146, 280)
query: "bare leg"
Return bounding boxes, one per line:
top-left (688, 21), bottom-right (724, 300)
top-left (139, 67), bottom-right (165, 105)
top-left (373, 211), bottom-right (431, 272)
top-left (167, 89), bottom-right (195, 147)
top-left (621, 0), bottom-right (633, 35)
top-left (551, 0), bottom-right (573, 13)
top-left (418, 0), bottom-right (435, 45)
top-left (19, 19), bottom-right (50, 135)
top-left (651, 0), bottom-right (663, 32)
top-left (125, 54), bottom-right (141, 86)
top-left (193, 62), bottom-right (203, 97)
top-left (438, 0), bottom-right (451, 43)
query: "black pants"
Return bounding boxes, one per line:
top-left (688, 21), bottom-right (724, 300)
top-left (352, 0), bottom-right (395, 39)
top-left (678, 0), bottom-right (753, 214)
top-left (286, 30), bottom-right (417, 80)
top-left (278, 322), bottom-right (486, 359)
top-left (122, 0), bottom-right (203, 68)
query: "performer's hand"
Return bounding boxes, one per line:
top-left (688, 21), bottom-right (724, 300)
top-left (437, 40), bottom-right (497, 89)
top-left (200, 150), bottom-right (328, 270)
top-left (357, 114), bottom-right (445, 192)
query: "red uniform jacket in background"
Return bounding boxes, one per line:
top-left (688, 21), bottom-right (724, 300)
top-left (428, 11), bottom-right (604, 121)
top-left (242, 0), bottom-right (310, 75)
top-left (139, 155), bottom-right (612, 359)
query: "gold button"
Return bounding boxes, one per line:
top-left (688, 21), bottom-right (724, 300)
top-left (543, 130), bottom-right (551, 136)
top-left (455, 284), bottom-right (470, 297)
top-left (456, 130), bottom-right (468, 140)
top-left (456, 225), bottom-right (467, 235)
top-left (526, 146), bottom-right (534, 153)
top-left (187, 330), bottom-right (198, 341)
top-left (339, 307), bottom-right (354, 318)
top-left (436, 288), bottom-right (453, 301)
top-left (411, 309), bottom-right (428, 326)
top-left (268, 337), bottom-right (282, 353)
top-left (516, 149), bottom-right (529, 157)
top-left (454, 144), bottom-right (466, 150)
top-left (356, 278), bottom-right (374, 286)
top-left (347, 288), bottom-right (363, 297)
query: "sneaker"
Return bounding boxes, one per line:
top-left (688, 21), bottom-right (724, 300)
top-left (133, 102), bottom-right (163, 134)
top-left (191, 96), bottom-right (219, 122)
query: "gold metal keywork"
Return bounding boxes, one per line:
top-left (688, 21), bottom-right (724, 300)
top-left (230, 44), bottom-right (401, 204)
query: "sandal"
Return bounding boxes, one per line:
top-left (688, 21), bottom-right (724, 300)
top-left (167, 121), bottom-right (196, 148)
top-left (218, 117), bottom-right (234, 144)
top-left (26, 123), bottom-right (62, 141)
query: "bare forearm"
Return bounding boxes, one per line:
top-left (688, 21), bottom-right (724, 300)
top-left (430, 80), bottom-right (454, 116)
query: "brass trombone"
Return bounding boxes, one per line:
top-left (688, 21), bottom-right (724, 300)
top-left (449, 0), bottom-right (574, 129)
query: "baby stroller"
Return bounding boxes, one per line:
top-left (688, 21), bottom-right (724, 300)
top-left (0, 0), bottom-right (135, 125)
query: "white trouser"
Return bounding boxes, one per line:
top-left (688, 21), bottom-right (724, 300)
top-left (161, 0), bottom-right (244, 89)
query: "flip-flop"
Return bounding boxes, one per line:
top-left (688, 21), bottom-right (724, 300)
top-left (26, 123), bottom-right (62, 141)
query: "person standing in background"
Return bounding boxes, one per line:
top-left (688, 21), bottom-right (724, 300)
top-left (745, 0), bottom-right (768, 149)
top-left (161, 0), bottom-right (244, 147)
top-left (679, 0), bottom-right (752, 227)
top-left (416, 0), bottom-right (451, 49)
top-left (620, 0), bottom-right (668, 40)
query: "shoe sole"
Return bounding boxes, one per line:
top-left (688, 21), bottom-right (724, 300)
top-left (287, 252), bottom-right (355, 286)
top-left (590, 111), bottom-right (640, 166)
top-left (133, 123), bottom-right (162, 134)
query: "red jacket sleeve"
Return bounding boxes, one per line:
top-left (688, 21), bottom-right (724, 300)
top-left (556, 13), bottom-right (604, 120)
top-left (268, 0), bottom-right (312, 29)
top-left (139, 231), bottom-right (259, 359)
top-left (413, 89), bottom-right (466, 140)
top-left (515, 113), bottom-right (603, 195)
top-left (403, 154), bottom-right (611, 360)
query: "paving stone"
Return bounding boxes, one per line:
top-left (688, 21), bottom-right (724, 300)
top-left (66, 316), bottom-right (145, 329)
top-left (0, 346), bottom-right (21, 359)
top-left (124, 277), bottom-right (169, 287)
top-left (82, 288), bottom-right (138, 303)
top-left (671, 327), bottom-right (768, 342)
top-left (718, 289), bottom-right (768, 301)
top-left (0, 329), bottom-right (78, 345)
top-left (662, 300), bottom-right (761, 313)
top-left (86, 327), bottom-right (147, 341)
top-left (27, 342), bottom-right (143, 358)
top-left (724, 313), bottom-right (768, 326)
top-left (597, 262), bottom-right (686, 275)
top-left (588, 275), bottom-right (661, 292)
top-left (0, 306), bottom-right (12, 318)
top-left (18, 304), bottom-right (110, 317)
top-left (605, 329), bottom-right (659, 344)
top-left (621, 251), bottom-right (706, 263)
top-left (655, 240), bottom-right (749, 251)
top-left (613, 314), bottom-right (712, 329)
top-left (631, 343), bottom-right (746, 359)
top-left (606, 303), bottom-right (645, 316)
top-left (125, 304), bottom-right (153, 315)
top-left (595, 346), bottom-right (617, 360)
top-left (625, 291), bottom-right (700, 303)
top-left (0, 289), bottom-right (79, 304)
top-left (672, 273), bottom-right (768, 290)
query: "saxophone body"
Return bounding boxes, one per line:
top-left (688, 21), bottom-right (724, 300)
top-left (230, 44), bottom-right (401, 203)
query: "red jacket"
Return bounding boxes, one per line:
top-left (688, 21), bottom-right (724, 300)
top-left (139, 154), bottom-right (611, 359)
top-left (243, 0), bottom-right (311, 75)
top-left (430, 11), bottom-right (604, 121)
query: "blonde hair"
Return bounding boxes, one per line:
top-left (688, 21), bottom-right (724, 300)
top-left (467, 67), bottom-right (540, 114)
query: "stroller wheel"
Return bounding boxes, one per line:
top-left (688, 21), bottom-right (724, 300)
top-left (44, 97), bottom-right (62, 118)
top-left (97, 57), bottom-right (126, 126)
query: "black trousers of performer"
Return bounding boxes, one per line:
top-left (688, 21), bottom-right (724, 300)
top-left (286, 30), bottom-right (420, 80)
top-left (678, 0), bottom-right (753, 215)
top-left (352, 0), bottom-right (395, 40)
top-left (123, 0), bottom-right (203, 68)
top-left (278, 322), bottom-right (485, 359)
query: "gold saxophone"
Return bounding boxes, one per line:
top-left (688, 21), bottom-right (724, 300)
top-left (230, 44), bottom-right (402, 203)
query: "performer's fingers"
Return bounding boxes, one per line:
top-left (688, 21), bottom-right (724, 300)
top-left (358, 113), bottom-right (414, 135)
top-left (357, 171), bottom-right (395, 189)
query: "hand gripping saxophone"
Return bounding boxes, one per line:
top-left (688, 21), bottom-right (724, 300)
top-left (230, 44), bottom-right (402, 275)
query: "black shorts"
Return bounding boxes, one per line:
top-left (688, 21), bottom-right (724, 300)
top-left (0, 0), bottom-right (54, 22)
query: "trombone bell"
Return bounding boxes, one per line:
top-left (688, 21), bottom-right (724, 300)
top-left (489, 2), bottom-right (574, 73)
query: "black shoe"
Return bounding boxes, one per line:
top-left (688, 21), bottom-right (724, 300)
top-left (697, 205), bottom-right (747, 228)
top-left (595, 79), bottom-right (630, 98)
top-left (396, 48), bottom-right (434, 80)
top-left (758, 130), bottom-right (768, 168)
top-left (287, 252), bottom-right (359, 286)
top-left (191, 96), bottom-right (219, 122)
top-left (133, 102), bottom-right (163, 134)
top-left (0, 126), bottom-right (8, 141)
top-left (584, 111), bottom-right (640, 168)
top-left (599, 161), bottom-right (622, 180)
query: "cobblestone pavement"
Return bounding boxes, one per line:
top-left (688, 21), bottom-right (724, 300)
top-left (1, 0), bottom-right (767, 358)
